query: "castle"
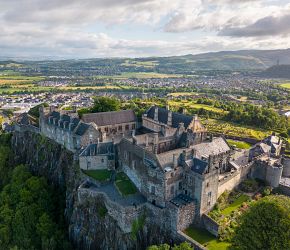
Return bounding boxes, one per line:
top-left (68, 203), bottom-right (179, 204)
top-left (17, 105), bottom-right (289, 242)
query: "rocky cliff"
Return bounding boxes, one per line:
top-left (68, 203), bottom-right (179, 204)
top-left (11, 131), bottom-right (175, 250)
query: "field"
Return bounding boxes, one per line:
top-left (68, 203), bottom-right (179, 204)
top-left (203, 119), bottom-right (271, 140)
top-left (226, 139), bottom-right (252, 149)
top-left (94, 72), bottom-right (182, 79)
top-left (0, 75), bottom-right (46, 94)
top-left (168, 92), bottom-right (199, 97)
top-left (168, 100), bottom-right (226, 114)
top-left (121, 60), bottom-right (159, 68)
top-left (184, 227), bottom-right (232, 250)
top-left (280, 82), bottom-right (290, 89)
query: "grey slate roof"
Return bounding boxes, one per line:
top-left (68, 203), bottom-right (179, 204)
top-left (82, 110), bottom-right (136, 126)
top-left (80, 142), bottom-right (114, 156)
top-left (145, 106), bottom-right (193, 128)
top-left (75, 122), bottom-right (90, 136)
top-left (191, 158), bottom-right (208, 174)
top-left (192, 137), bottom-right (231, 158)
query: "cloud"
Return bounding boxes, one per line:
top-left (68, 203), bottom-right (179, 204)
top-left (0, 0), bottom-right (289, 58)
top-left (219, 13), bottom-right (290, 37)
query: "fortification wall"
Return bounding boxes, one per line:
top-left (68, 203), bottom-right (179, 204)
top-left (202, 214), bottom-right (219, 237)
top-left (282, 157), bottom-right (290, 177)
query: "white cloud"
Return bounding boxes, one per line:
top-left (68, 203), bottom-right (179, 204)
top-left (0, 0), bottom-right (289, 58)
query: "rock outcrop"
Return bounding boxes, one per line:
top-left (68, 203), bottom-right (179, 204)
top-left (11, 131), bottom-right (177, 250)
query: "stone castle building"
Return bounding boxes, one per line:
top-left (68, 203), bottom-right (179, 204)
top-left (34, 105), bottom-right (288, 236)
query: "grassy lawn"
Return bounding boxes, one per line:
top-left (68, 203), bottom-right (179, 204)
top-left (185, 227), bottom-right (232, 250)
top-left (221, 194), bottom-right (250, 216)
top-left (226, 139), bottom-right (252, 149)
top-left (115, 172), bottom-right (137, 196)
top-left (82, 169), bottom-right (112, 181)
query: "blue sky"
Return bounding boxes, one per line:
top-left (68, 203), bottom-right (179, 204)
top-left (0, 0), bottom-right (289, 59)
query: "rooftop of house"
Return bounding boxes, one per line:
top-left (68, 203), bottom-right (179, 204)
top-left (80, 142), bottom-right (114, 157)
top-left (145, 106), bottom-right (194, 129)
top-left (191, 137), bottom-right (231, 158)
top-left (44, 110), bottom-right (91, 135)
top-left (15, 112), bottom-right (38, 127)
top-left (81, 109), bottom-right (136, 127)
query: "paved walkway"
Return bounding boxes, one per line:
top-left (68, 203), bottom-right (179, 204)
top-left (86, 181), bottom-right (147, 207)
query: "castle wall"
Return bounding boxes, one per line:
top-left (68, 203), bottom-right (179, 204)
top-left (266, 165), bottom-right (283, 188)
top-left (118, 139), bottom-right (166, 207)
top-left (79, 155), bottom-right (108, 170)
top-left (176, 202), bottom-right (196, 231)
top-left (218, 171), bottom-right (241, 197)
top-left (282, 157), bottom-right (290, 177)
top-left (202, 214), bottom-right (219, 237)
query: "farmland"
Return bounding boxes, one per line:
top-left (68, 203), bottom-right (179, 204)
top-left (203, 119), bottom-right (271, 140)
top-left (280, 82), bottom-right (290, 89)
top-left (168, 100), bottom-right (226, 114)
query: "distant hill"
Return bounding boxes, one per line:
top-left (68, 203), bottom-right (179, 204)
top-left (261, 64), bottom-right (290, 79)
top-left (153, 49), bottom-right (290, 72)
top-left (1, 48), bottom-right (290, 74)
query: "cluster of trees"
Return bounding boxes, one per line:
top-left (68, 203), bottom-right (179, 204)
top-left (0, 165), bottom-right (71, 250)
top-left (148, 242), bottom-right (193, 250)
top-left (0, 134), bottom-right (71, 250)
top-left (78, 96), bottom-right (121, 117)
top-left (233, 195), bottom-right (290, 250)
top-left (196, 98), bottom-right (289, 131)
top-left (225, 104), bottom-right (288, 130)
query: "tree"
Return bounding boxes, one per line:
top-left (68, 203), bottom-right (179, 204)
top-left (91, 96), bottom-right (121, 113)
top-left (233, 195), bottom-right (290, 250)
top-left (147, 242), bottom-right (193, 250)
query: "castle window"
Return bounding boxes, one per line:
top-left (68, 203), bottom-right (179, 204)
top-left (206, 182), bottom-right (209, 188)
top-left (151, 186), bottom-right (155, 195)
top-left (105, 127), bottom-right (108, 132)
top-left (124, 151), bottom-right (128, 160)
top-left (207, 201), bottom-right (211, 206)
top-left (171, 186), bottom-right (174, 194)
top-left (179, 182), bottom-right (182, 190)
top-left (118, 125), bottom-right (122, 131)
top-left (87, 161), bottom-right (91, 169)
top-left (101, 158), bottom-right (104, 163)
top-left (132, 124), bottom-right (136, 129)
top-left (125, 125), bottom-right (129, 131)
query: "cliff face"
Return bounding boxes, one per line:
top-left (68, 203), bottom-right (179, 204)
top-left (11, 131), bottom-right (174, 250)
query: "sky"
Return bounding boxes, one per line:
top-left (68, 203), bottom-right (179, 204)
top-left (1, 0), bottom-right (290, 59)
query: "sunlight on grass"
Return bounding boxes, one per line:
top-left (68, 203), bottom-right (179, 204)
top-left (185, 227), bottom-right (232, 250)
top-left (227, 139), bottom-right (252, 149)
top-left (82, 169), bottom-right (111, 181)
top-left (115, 172), bottom-right (137, 196)
top-left (221, 194), bottom-right (249, 216)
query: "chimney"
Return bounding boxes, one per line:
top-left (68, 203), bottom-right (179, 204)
top-left (173, 154), bottom-right (178, 167)
top-left (167, 110), bottom-right (172, 127)
top-left (191, 149), bottom-right (196, 158)
top-left (208, 154), bottom-right (213, 167)
top-left (154, 107), bottom-right (159, 121)
top-left (145, 135), bottom-right (149, 146)
top-left (153, 132), bottom-right (159, 154)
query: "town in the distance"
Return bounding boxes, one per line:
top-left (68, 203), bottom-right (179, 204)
top-left (0, 50), bottom-right (290, 250)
